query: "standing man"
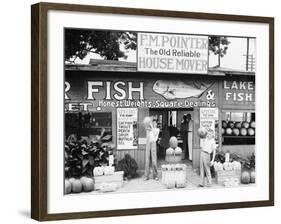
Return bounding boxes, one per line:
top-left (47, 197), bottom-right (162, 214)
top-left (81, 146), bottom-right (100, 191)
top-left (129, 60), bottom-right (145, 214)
top-left (186, 113), bottom-right (193, 161)
top-left (198, 129), bottom-right (216, 187)
top-left (180, 114), bottom-right (189, 160)
top-left (144, 117), bottom-right (160, 181)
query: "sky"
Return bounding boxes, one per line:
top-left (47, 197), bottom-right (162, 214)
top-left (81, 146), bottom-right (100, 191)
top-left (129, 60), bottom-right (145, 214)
top-left (70, 36), bottom-right (256, 72)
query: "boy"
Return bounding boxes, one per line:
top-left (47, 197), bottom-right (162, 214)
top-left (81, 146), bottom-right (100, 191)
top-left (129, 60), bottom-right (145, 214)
top-left (198, 129), bottom-right (217, 187)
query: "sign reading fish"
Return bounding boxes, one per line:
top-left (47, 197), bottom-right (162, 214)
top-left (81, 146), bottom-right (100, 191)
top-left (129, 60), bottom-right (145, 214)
top-left (137, 32), bottom-right (208, 74)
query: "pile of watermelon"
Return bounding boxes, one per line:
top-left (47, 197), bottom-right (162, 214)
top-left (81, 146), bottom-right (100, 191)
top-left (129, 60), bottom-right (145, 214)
top-left (222, 120), bottom-right (255, 136)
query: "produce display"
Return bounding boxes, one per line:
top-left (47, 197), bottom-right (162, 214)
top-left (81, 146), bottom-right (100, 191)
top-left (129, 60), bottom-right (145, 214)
top-left (222, 120), bottom-right (255, 137)
top-left (161, 164), bottom-right (187, 189)
top-left (65, 176), bottom-right (95, 194)
top-left (214, 151), bottom-right (255, 186)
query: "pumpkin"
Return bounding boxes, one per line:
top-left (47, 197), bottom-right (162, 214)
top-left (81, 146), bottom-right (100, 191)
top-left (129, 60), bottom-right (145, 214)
top-left (166, 148), bottom-right (174, 155)
top-left (65, 179), bottom-right (72, 194)
top-left (71, 179), bottom-right (83, 193)
top-left (241, 171), bottom-right (250, 184)
top-left (222, 120), bottom-right (228, 129)
top-left (174, 147), bottom-right (182, 154)
top-left (198, 127), bottom-right (207, 138)
top-left (80, 177), bottom-right (94, 192)
top-left (68, 177), bottom-right (75, 183)
top-left (234, 122), bottom-right (242, 129)
top-left (240, 128), bottom-right (247, 136)
top-left (250, 121), bottom-right (256, 128)
top-left (248, 128), bottom-right (255, 136)
top-left (232, 128), bottom-right (240, 136)
top-left (250, 170), bottom-right (255, 183)
top-left (225, 128), bottom-right (232, 135)
top-left (242, 121), bottom-right (250, 128)
top-left (93, 166), bottom-right (104, 176)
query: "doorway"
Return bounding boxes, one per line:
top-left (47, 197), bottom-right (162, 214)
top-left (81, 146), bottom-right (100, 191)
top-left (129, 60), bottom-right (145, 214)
top-left (149, 108), bottom-right (194, 162)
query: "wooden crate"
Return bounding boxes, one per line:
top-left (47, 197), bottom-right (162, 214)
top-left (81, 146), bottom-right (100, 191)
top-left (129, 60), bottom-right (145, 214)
top-left (94, 171), bottom-right (124, 190)
top-left (215, 170), bottom-right (241, 185)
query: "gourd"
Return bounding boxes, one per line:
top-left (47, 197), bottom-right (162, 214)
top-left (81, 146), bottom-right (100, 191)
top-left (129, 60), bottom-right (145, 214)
top-left (65, 179), bottom-right (72, 194)
top-left (80, 177), bottom-right (94, 192)
top-left (71, 179), bottom-right (83, 193)
top-left (241, 171), bottom-right (250, 184)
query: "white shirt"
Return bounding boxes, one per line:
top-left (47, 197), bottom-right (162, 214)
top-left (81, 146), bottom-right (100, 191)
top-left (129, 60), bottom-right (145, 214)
top-left (201, 138), bottom-right (216, 154)
top-left (147, 127), bottom-right (160, 143)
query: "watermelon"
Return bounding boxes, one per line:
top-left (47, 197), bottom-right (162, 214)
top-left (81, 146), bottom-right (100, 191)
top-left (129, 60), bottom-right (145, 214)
top-left (240, 128), bottom-right (247, 136)
top-left (225, 128), bottom-right (232, 135)
top-left (222, 120), bottom-right (228, 129)
top-left (234, 122), bottom-right (242, 129)
top-left (228, 121), bottom-right (235, 129)
top-left (232, 128), bottom-right (240, 136)
top-left (242, 121), bottom-right (250, 128)
top-left (248, 128), bottom-right (255, 136)
top-left (222, 128), bottom-right (225, 135)
top-left (250, 121), bottom-right (256, 128)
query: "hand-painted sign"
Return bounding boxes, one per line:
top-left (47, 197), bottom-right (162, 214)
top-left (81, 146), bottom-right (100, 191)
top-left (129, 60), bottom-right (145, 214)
top-left (222, 80), bottom-right (255, 108)
top-left (64, 75), bottom-right (218, 111)
top-left (137, 33), bottom-right (208, 74)
top-left (116, 108), bottom-right (138, 150)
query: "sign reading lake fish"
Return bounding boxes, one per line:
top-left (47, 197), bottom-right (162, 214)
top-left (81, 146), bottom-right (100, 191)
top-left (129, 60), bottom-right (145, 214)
top-left (137, 32), bottom-right (208, 74)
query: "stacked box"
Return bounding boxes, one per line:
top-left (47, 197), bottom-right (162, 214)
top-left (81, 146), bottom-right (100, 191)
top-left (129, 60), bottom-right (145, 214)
top-left (94, 171), bottom-right (124, 190)
top-left (215, 170), bottom-right (241, 185)
top-left (161, 164), bottom-right (187, 188)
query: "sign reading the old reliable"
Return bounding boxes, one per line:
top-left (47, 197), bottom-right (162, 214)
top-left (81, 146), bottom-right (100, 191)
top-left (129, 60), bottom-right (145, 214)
top-left (137, 32), bottom-right (209, 74)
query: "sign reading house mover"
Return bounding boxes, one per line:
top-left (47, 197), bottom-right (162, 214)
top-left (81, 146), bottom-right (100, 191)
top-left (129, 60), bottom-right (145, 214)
top-left (137, 32), bottom-right (208, 74)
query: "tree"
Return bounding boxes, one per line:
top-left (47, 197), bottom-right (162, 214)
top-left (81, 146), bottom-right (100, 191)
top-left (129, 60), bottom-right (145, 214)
top-left (208, 36), bottom-right (231, 67)
top-left (65, 29), bottom-right (137, 63)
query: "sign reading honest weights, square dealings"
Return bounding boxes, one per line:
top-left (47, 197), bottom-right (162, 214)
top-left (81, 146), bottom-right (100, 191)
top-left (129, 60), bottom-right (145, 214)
top-left (137, 32), bottom-right (208, 74)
